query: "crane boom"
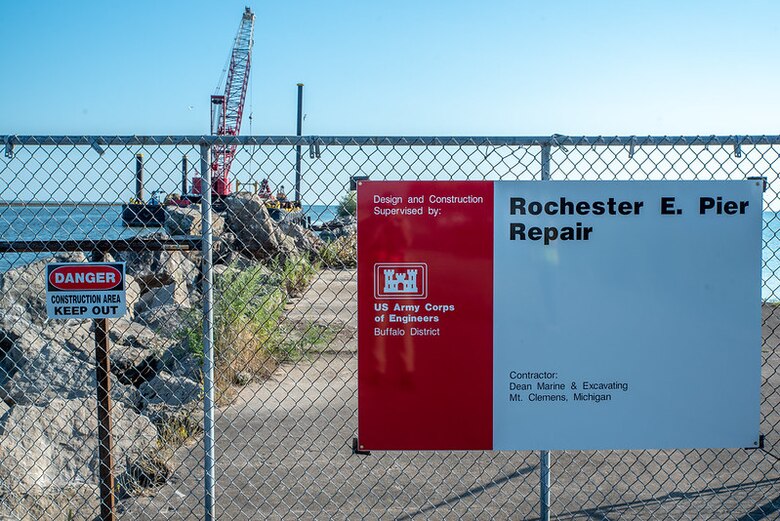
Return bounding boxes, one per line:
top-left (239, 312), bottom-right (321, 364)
top-left (210, 7), bottom-right (255, 197)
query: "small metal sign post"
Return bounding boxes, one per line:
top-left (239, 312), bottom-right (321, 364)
top-left (93, 251), bottom-right (118, 521)
top-left (46, 254), bottom-right (127, 521)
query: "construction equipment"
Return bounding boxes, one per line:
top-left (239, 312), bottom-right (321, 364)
top-left (192, 6), bottom-right (255, 199)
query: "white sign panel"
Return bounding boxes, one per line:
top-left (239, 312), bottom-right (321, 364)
top-left (493, 180), bottom-right (762, 450)
top-left (46, 262), bottom-right (127, 319)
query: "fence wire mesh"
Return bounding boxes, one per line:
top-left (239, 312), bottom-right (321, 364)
top-left (0, 135), bottom-right (778, 520)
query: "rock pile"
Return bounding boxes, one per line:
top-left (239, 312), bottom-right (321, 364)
top-left (311, 215), bottom-right (356, 241)
top-left (0, 196), bottom-right (346, 519)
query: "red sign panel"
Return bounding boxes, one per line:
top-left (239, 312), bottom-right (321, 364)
top-left (357, 181), bottom-right (494, 450)
top-left (48, 264), bottom-right (123, 291)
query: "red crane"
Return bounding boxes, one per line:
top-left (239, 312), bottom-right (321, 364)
top-left (194, 7), bottom-right (255, 198)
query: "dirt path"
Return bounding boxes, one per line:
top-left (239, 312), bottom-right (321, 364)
top-left (123, 272), bottom-right (780, 520)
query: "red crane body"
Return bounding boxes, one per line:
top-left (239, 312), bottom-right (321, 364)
top-left (194, 7), bottom-right (255, 198)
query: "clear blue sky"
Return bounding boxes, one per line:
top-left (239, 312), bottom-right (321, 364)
top-left (1, 0), bottom-right (779, 137)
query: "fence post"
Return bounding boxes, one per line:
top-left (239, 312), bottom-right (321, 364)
top-left (539, 142), bottom-right (551, 521)
top-left (200, 144), bottom-right (216, 521)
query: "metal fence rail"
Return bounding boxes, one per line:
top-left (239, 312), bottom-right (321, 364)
top-left (0, 135), bottom-right (777, 520)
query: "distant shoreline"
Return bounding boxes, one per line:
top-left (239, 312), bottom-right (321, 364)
top-left (0, 201), bottom-right (121, 207)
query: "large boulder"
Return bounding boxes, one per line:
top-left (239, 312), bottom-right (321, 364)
top-left (109, 318), bottom-right (176, 355)
top-left (164, 206), bottom-right (225, 237)
top-left (161, 348), bottom-right (202, 384)
top-left (225, 193), bottom-right (292, 259)
top-left (139, 371), bottom-right (203, 438)
top-left (117, 248), bottom-right (198, 296)
top-left (0, 312), bottom-right (48, 385)
top-left (134, 304), bottom-right (191, 339)
top-left (0, 341), bottom-right (139, 409)
top-left (0, 483), bottom-right (100, 521)
top-left (62, 318), bottom-right (174, 388)
top-left (134, 282), bottom-right (191, 315)
top-left (125, 273), bottom-right (142, 318)
top-left (316, 215), bottom-right (357, 241)
top-left (0, 397), bottom-right (158, 494)
top-left (139, 371), bottom-right (200, 408)
top-left (279, 221), bottom-right (324, 256)
top-left (0, 253), bottom-right (87, 325)
top-left (214, 232), bottom-right (239, 265)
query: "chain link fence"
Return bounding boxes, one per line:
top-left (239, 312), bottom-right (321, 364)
top-left (0, 135), bottom-right (778, 520)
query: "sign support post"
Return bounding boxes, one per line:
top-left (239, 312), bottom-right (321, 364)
top-left (91, 249), bottom-right (116, 521)
top-left (539, 143), bottom-right (552, 521)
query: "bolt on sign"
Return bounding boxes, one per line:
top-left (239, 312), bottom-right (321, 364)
top-left (357, 180), bottom-right (762, 451)
top-left (46, 262), bottom-right (126, 319)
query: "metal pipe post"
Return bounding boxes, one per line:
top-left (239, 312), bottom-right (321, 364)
top-left (295, 83), bottom-right (303, 202)
top-left (540, 450), bottom-right (551, 521)
top-left (91, 249), bottom-right (116, 521)
top-left (541, 144), bottom-right (551, 181)
top-left (200, 144), bottom-right (216, 521)
top-left (539, 142), bottom-right (552, 521)
top-left (135, 153), bottom-right (144, 201)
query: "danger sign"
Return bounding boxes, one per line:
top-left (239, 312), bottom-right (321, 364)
top-left (46, 262), bottom-right (126, 319)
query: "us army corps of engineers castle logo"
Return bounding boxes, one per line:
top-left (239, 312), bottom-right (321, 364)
top-left (374, 263), bottom-right (428, 299)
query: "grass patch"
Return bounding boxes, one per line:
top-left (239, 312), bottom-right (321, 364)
top-left (278, 323), bottom-right (338, 358)
top-left (276, 255), bottom-right (319, 297)
top-left (318, 234), bottom-right (357, 268)
top-left (179, 257), bottom-right (318, 402)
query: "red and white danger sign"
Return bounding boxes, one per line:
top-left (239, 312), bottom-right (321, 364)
top-left (46, 262), bottom-right (126, 319)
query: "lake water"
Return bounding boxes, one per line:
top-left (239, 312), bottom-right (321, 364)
top-left (0, 204), bottom-right (338, 273)
top-left (2, 205), bottom-right (778, 301)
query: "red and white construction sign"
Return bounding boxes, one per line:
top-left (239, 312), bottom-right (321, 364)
top-left (357, 180), bottom-right (762, 451)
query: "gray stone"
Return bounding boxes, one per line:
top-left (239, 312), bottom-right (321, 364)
top-left (0, 483), bottom-right (100, 521)
top-left (214, 232), bottom-right (238, 265)
top-left (139, 372), bottom-right (203, 437)
top-left (134, 304), bottom-right (191, 339)
top-left (135, 282), bottom-right (191, 315)
top-left (0, 399), bottom-right (9, 419)
top-left (0, 397), bottom-right (157, 494)
top-left (118, 249), bottom-right (197, 294)
top-left (59, 321), bottom-right (93, 357)
top-left (111, 318), bottom-right (174, 353)
top-left (163, 349), bottom-right (202, 383)
top-left (164, 206), bottom-right (225, 237)
top-left (125, 274), bottom-right (141, 318)
top-left (279, 221), bottom-right (324, 255)
top-left (0, 341), bottom-right (139, 409)
top-left (61, 317), bottom-right (171, 365)
top-left (0, 312), bottom-right (47, 385)
top-left (277, 234), bottom-right (299, 261)
top-left (0, 253), bottom-right (86, 325)
top-left (226, 193), bottom-right (290, 259)
top-left (316, 215), bottom-right (357, 241)
top-left (139, 372), bottom-right (200, 408)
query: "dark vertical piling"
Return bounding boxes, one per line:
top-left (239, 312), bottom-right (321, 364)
top-left (295, 83), bottom-right (303, 203)
top-left (182, 154), bottom-right (189, 195)
top-left (135, 153), bottom-right (144, 202)
top-left (91, 249), bottom-right (116, 521)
